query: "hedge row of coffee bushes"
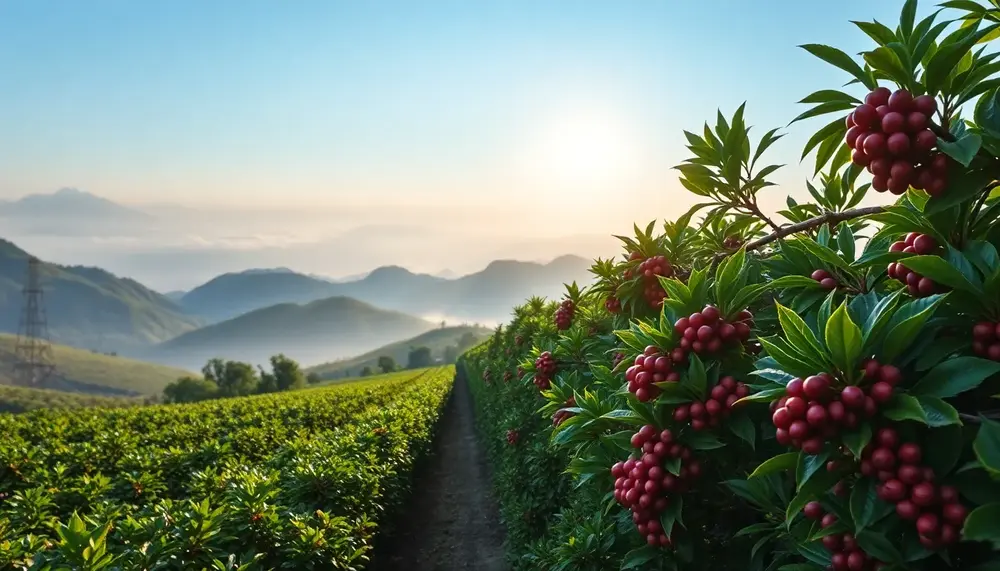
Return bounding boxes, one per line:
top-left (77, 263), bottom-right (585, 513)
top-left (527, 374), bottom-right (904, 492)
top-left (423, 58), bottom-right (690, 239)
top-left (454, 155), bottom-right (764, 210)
top-left (0, 367), bottom-right (454, 569)
top-left (461, 2), bottom-right (1000, 569)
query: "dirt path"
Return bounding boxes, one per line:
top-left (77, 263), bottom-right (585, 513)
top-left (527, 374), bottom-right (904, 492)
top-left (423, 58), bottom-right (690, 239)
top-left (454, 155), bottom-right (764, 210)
top-left (369, 375), bottom-right (507, 571)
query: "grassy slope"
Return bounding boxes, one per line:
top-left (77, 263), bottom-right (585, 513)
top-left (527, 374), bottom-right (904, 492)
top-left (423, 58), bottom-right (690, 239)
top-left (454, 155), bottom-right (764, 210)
top-left (306, 325), bottom-right (492, 379)
top-left (0, 384), bottom-right (145, 413)
top-left (0, 333), bottom-right (194, 395)
top-left (152, 296), bottom-right (435, 369)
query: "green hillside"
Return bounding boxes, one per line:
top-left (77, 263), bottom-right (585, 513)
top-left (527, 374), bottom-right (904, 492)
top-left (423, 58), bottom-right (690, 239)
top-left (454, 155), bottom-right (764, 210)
top-left (0, 384), bottom-right (145, 413)
top-left (307, 324), bottom-right (492, 379)
top-left (0, 238), bottom-right (203, 351)
top-left (151, 296), bottom-right (436, 370)
top-left (0, 333), bottom-right (194, 395)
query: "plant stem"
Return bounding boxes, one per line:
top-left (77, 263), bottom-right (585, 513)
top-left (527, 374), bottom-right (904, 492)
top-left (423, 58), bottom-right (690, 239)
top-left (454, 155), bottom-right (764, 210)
top-left (742, 199), bottom-right (783, 233)
top-left (740, 206), bottom-right (886, 253)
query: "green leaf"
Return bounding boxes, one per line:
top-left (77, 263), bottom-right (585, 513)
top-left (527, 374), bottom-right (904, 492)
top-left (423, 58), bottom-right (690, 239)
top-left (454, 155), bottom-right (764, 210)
top-left (750, 452), bottom-right (799, 478)
top-left (925, 424), bottom-right (964, 477)
top-left (796, 450), bottom-right (831, 491)
top-left (910, 357), bottom-right (1000, 398)
top-left (776, 302), bottom-right (828, 363)
top-left (925, 25), bottom-right (984, 94)
top-left (916, 395), bottom-right (962, 427)
top-left (786, 470), bottom-right (841, 527)
top-left (857, 531), bottom-right (903, 564)
top-left (863, 46), bottom-right (910, 85)
top-left (799, 44), bottom-right (875, 90)
top-left (728, 412), bottom-right (756, 449)
top-left (882, 393), bottom-right (929, 424)
top-left (854, 20), bottom-right (898, 46)
top-left (900, 0), bottom-right (917, 39)
top-left (963, 503), bottom-right (1000, 548)
top-left (843, 424), bottom-right (873, 459)
top-left (975, 86), bottom-right (1000, 139)
top-left (683, 354), bottom-right (708, 400)
top-left (881, 295), bottom-right (946, 363)
top-left (683, 431), bottom-right (726, 451)
top-left (900, 255), bottom-right (982, 293)
top-left (850, 477), bottom-right (879, 533)
top-left (825, 302), bottom-right (863, 373)
top-left (974, 418), bottom-right (1000, 475)
top-left (660, 496), bottom-right (684, 537)
top-left (621, 546), bottom-right (660, 570)
top-left (836, 221), bottom-right (856, 262)
top-left (937, 131), bottom-right (983, 167)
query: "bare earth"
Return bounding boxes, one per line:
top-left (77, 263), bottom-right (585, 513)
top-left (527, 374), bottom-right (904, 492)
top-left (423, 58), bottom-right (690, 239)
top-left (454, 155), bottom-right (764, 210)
top-left (369, 376), bottom-right (508, 571)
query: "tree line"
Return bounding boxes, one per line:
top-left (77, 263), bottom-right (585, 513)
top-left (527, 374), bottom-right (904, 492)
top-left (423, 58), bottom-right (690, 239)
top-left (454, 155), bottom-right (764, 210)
top-left (162, 353), bottom-right (321, 403)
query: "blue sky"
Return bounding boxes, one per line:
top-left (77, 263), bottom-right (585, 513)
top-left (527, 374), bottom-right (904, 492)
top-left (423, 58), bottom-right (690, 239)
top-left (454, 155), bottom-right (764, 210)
top-left (0, 0), bottom-right (938, 230)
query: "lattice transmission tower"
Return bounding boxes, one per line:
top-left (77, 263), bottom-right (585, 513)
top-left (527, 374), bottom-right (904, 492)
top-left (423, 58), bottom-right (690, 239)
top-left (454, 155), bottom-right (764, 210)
top-left (13, 256), bottom-right (56, 385)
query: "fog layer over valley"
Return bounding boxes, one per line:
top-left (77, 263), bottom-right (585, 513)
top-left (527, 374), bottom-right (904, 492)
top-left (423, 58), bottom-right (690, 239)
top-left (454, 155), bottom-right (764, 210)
top-left (0, 189), bottom-right (598, 374)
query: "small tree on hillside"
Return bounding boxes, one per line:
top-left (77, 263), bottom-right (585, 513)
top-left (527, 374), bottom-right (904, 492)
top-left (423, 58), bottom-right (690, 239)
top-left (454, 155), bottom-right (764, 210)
top-left (306, 372), bottom-right (322, 384)
top-left (269, 354), bottom-right (306, 391)
top-left (377, 355), bottom-right (397, 374)
top-left (163, 376), bottom-right (219, 403)
top-left (443, 345), bottom-right (459, 363)
top-left (360, 366), bottom-right (374, 377)
top-left (203, 358), bottom-right (259, 397)
top-left (407, 346), bottom-right (433, 369)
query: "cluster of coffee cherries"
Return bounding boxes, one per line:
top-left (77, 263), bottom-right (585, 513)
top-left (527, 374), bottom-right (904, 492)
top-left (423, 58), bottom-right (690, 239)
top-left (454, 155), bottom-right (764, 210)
top-left (503, 370), bottom-right (513, 383)
top-left (515, 335), bottom-right (525, 346)
top-left (533, 351), bottom-right (557, 390)
top-left (483, 367), bottom-right (493, 386)
top-left (552, 395), bottom-right (577, 427)
top-left (770, 363), bottom-right (901, 454)
top-left (625, 345), bottom-right (682, 403)
top-left (612, 425), bottom-right (700, 547)
top-left (672, 376), bottom-right (749, 430)
top-left (554, 299), bottom-right (575, 330)
top-left (887, 232), bottom-right (940, 298)
top-left (846, 87), bottom-right (948, 196)
top-left (624, 251), bottom-right (672, 309)
top-left (860, 428), bottom-right (968, 549)
top-left (506, 429), bottom-right (520, 446)
top-left (973, 321), bottom-right (1000, 361)
top-left (673, 305), bottom-right (753, 358)
top-left (810, 269), bottom-right (839, 290)
top-left (605, 295), bottom-right (622, 314)
top-left (804, 505), bottom-right (886, 571)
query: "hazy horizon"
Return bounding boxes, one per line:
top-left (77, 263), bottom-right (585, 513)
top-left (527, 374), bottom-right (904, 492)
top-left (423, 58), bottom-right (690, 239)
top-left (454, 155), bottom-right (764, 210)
top-left (0, 0), bottom-right (922, 290)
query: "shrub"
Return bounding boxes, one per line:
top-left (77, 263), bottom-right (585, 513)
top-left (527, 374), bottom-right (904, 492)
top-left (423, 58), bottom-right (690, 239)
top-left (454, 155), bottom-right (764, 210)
top-left (462, 2), bottom-right (1000, 569)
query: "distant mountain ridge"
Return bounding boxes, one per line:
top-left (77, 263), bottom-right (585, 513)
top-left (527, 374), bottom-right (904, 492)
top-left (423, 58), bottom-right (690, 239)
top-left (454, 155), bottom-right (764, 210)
top-left (178, 254), bottom-right (594, 323)
top-left (0, 238), bottom-right (202, 351)
top-left (148, 296), bottom-right (436, 369)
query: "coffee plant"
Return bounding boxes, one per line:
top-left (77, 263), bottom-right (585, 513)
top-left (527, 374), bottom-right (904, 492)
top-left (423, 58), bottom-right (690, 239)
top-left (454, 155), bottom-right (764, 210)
top-left (460, 1), bottom-right (1000, 569)
top-left (0, 367), bottom-right (453, 569)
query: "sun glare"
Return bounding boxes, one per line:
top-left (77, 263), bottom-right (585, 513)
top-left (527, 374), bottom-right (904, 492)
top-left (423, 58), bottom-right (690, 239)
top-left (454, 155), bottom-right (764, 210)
top-left (522, 108), bottom-right (640, 192)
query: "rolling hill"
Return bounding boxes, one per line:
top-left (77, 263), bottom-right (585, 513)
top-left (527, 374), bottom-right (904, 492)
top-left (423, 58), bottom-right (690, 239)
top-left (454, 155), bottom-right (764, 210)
top-left (306, 325), bottom-right (492, 379)
top-left (0, 333), bottom-right (193, 395)
top-left (179, 255), bottom-right (593, 323)
top-left (0, 239), bottom-right (204, 351)
top-left (149, 296), bottom-right (437, 370)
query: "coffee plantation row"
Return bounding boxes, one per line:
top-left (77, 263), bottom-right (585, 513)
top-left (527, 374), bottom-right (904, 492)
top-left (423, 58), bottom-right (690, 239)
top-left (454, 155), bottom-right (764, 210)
top-left (460, 1), bottom-right (1000, 570)
top-left (0, 366), bottom-right (454, 569)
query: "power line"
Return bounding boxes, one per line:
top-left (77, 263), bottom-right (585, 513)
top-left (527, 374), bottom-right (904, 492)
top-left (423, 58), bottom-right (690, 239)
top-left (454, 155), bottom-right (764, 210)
top-left (14, 256), bottom-right (56, 385)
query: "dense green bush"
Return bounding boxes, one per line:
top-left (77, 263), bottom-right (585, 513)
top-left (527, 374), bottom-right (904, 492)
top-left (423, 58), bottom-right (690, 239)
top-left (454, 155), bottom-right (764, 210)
top-left (0, 367), bottom-right (453, 569)
top-left (462, 2), bottom-right (1000, 569)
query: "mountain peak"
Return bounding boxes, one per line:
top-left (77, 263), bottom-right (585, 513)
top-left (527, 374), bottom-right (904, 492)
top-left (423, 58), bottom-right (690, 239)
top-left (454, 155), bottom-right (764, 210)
top-left (365, 265), bottom-right (416, 279)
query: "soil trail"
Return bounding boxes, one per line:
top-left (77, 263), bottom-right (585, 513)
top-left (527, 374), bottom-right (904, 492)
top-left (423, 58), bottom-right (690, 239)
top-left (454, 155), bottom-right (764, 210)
top-left (369, 374), bottom-right (507, 571)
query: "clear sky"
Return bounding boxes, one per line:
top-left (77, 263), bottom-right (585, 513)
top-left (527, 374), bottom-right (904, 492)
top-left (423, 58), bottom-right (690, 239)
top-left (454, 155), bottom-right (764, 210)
top-left (0, 0), bottom-right (934, 233)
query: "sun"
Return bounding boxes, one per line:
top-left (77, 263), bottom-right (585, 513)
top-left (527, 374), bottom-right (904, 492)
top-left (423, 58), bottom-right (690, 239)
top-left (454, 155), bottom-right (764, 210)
top-left (524, 108), bottom-right (640, 191)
